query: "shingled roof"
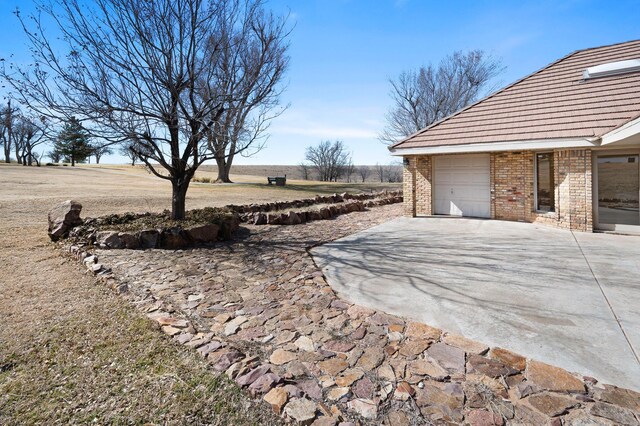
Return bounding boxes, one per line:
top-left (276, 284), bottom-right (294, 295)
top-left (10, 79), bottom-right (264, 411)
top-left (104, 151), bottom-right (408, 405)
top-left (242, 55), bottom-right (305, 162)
top-left (390, 40), bottom-right (640, 151)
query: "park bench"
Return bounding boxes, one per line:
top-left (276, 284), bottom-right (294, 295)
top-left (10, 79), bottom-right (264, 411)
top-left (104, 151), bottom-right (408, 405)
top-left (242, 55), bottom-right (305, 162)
top-left (267, 175), bottom-right (287, 186)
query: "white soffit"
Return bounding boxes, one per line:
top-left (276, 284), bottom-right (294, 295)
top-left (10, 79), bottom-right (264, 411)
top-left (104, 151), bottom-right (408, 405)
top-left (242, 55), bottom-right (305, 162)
top-left (389, 138), bottom-right (600, 156)
top-left (601, 116), bottom-right (640, 146)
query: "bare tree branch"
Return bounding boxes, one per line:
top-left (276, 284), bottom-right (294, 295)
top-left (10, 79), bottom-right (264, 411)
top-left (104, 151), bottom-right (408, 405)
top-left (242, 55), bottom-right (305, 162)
top-left (380, 50), bottom-right (504, 144)
top-left (2, 0), bottom-right (290, 219)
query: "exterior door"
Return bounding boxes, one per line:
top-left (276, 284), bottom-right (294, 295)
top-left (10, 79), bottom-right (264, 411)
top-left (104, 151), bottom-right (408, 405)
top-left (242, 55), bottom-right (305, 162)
top-left (434, 154), bottom-right (491, 218)
top-left (597, 154), bottom-right (640, 230)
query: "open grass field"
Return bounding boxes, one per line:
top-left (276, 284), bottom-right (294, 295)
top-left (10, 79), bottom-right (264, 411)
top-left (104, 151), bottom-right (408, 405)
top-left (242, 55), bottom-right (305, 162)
top-left (0, 163), bottom-right (400, 424)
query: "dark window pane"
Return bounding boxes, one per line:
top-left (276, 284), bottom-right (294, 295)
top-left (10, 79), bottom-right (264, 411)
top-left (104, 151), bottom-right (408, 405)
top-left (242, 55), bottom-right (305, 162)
top-left (537, 153), bottom-right (555, 212)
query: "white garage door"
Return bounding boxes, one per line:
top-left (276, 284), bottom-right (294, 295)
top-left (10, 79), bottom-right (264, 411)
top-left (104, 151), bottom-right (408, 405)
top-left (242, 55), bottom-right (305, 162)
top-left (434, 154), bottom-right (491, 218)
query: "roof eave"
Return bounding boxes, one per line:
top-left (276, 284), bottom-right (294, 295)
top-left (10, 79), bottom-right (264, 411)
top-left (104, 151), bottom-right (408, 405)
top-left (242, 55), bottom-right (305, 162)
top-left (600, 114), bottom-right (640, 145)
top-left (389, 137), bottom-right (601, 156)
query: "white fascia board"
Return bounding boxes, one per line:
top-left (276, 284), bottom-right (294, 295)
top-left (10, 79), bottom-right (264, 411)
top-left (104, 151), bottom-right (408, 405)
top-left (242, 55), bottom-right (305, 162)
top-left (600, 116), bottom-right (640, 145)
top-left (389, 138), bottom-right (600, 156)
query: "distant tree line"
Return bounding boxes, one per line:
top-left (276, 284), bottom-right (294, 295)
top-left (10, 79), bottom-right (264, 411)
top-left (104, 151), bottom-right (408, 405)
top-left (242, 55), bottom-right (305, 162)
top-left (299, 140), bottom-right (401, 183)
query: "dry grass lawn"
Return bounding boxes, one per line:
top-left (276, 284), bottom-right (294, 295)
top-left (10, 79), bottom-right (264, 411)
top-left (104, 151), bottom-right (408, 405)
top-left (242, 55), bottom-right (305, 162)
top-left (0, 163), bottom-right (399, 424)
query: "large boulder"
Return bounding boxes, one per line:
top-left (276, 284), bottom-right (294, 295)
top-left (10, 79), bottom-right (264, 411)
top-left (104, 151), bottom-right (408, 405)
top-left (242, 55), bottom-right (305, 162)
top-left (139, 229), bottom-right (160, 249)
top-left (186, 224), bottom-right (219, 244)
top-left (160, 227), bottom-right (190, 249)
top-left (95, 231), bottom-right (124, 249)
top-left (48, 200), bottom-right (83, 241)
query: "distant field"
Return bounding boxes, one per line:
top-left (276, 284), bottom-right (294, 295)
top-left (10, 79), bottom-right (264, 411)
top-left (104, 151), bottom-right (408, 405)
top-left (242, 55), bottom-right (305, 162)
top-left (199, 164), bottom-right (402, 183)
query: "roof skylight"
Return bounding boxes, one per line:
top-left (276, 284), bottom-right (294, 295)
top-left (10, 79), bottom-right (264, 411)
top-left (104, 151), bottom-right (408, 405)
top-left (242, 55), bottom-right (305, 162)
top-left (583, 59), bottom-right (640, 79)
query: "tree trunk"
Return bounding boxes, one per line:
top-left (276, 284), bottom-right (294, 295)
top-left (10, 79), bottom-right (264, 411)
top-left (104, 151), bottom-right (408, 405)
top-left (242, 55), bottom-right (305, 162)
top-left (171, 177), bottom-right (190, 220)
top-left (71, 154), bottom-right (75, 166)
top-left (214, 156), bottom-right (233, 183)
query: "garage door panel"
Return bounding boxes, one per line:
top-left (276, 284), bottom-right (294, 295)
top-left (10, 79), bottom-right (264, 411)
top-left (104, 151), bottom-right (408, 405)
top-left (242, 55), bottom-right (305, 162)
top-left (433, 154), bottom-right (490, 218)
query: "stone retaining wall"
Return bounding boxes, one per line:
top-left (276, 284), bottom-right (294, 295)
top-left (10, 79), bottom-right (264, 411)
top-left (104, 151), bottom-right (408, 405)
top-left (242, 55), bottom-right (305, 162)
top-left (227, 190), bottom-right (402, 215)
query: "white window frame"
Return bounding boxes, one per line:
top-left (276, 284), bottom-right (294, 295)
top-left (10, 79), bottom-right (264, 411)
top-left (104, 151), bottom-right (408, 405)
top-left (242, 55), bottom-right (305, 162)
top-left (534, 151), bottom-right (555, 213)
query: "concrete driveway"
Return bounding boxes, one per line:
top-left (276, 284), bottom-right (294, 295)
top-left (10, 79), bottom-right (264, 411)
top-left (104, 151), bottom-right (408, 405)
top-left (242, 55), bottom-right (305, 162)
top-left (311, 217), bottom-right (640, 391)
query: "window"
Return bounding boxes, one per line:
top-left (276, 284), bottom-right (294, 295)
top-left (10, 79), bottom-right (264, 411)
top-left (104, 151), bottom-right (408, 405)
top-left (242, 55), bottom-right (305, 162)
top-left (536, 152), bottom-right (555, 212)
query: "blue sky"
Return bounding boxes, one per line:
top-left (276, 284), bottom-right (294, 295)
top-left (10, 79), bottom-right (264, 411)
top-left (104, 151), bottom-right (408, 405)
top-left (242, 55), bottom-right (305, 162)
top-left (1, 0), bottom-right (639, 165)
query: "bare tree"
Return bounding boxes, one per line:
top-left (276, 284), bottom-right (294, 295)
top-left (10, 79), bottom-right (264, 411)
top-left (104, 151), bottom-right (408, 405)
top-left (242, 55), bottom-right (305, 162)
top-left (205, 6), bottom-right (289, 183)
top-left (358, 165), bottom-right (370, 183)
top-left (0, 100), bottom-right (19, 163)
top-left (342, 159), bottom-right (355, 183)
top-left (375, 162), bottom-right (386, 183)
top-left (3, 0), bottom-right (288, 219)
top-left (299, 162), bottom-right (310, 180)
top-left (13, 115), bottom-right (47, 166)
top-left (380, 50), bottom-right (503, 144)
top-left (47, 149), bottom-right (62, 163)
top-left (384, 162), bottom-right (402, 182)
top-left (304, 140), bottom-right (351, 182)
top-left (92, 144), bottom-right (113, 164)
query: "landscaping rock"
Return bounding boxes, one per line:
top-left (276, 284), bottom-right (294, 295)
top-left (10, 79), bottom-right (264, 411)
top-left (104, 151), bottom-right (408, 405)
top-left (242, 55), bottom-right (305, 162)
top-left (327, 387), bottom-right (350, 401)
top-left (467, 354), bottom-right (517, 378)
top-left (466, 409), bottom-right (504, 426)
top-left (139, 229), bottom-right (159, 249)
top-left (355, 347), bottom-right (384, 371)
top-left (270, 349), bottom-right (298, 365)
top-left (211, 350), bottom-right (244, 371)
top-left (426, 343), bottom-right (465, 374)
top-left (405, 321), bottom-right (441, 340)
top-left (161, 227), bottom-right (189, 249)
top-left (48, 200), bottom-right (83, 241)
top-left (318, 358), bottom-right (349, 376)
top-left (186, 224), bottom-right (219, 243)
top-left (295, 336), bottom-right (315, 352)
top-left (393, 381), bottom-right (415, 401)
top-left (335, 370), bottom-right (364, 387)
top-left (443, 333), bottom-right (489, 355)
top-left (118, 232), bottom-right (140, 249)
top-left (527, 392), bottom-right (578, 417)
top-left (347, 398), bottom-right (377, 419)
top-left (323, 340), bottom-right (355, 353)
top-left (236, 365), bottom-right (271, 387)
top-left (264, 386), bottom-right (288, 413)
top-left (408, 358), bottom-right (448, 381)
top-left (224, 315), bottom-right (248, 336)
top-left (593, 385), bottom-right (640, 412)
top-left (284, 398), bottom-right (317, 425)
top-left (590, 401), bottom-right (639, 425)
top-left (248, 373), bottom-right (280, 394)
top-left (352, 376), bottom-right (374, 399)
top-left (96, 231), bottom-right (124, 249)
top-left (296, 379), bottom-right (323, 400)
top-left (526, 360), bottom-right (586, 393)
top-left (489, 347), bottom-right (527, 371)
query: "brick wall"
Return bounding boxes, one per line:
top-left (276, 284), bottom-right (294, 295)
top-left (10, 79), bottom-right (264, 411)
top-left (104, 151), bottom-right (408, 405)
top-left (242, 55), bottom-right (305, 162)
top-left (492, 151), bottom-right (528, 221)
top-left (402, 157), bottom-right (416, 217)
top-left (403, 149), bottom-right (593, 231)
top-left (402, 156), bottom-right (432, 217)
top-left (415, 156), bottom-right (432, 216)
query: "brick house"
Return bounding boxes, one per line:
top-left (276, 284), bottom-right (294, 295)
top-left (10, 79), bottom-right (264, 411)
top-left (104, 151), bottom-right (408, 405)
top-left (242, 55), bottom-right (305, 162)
top-left (390, 40), bottom-right (640, 233)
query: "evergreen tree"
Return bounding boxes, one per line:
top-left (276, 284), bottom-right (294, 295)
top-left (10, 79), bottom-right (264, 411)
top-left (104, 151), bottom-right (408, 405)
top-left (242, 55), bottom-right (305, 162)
top-left (54, 117), bottom-right (93, 166)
